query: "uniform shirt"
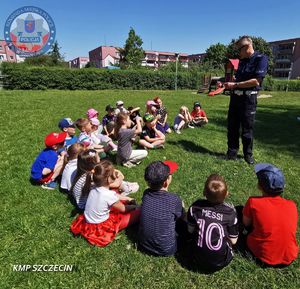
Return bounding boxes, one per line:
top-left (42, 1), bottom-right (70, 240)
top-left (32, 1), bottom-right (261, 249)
top-left (191, 109), bottom-right (207, 119)
top-left (138, 189), bottom-right (183, 256)
top-left (117, 128), bottom-right (134, 162)
top-left (187, 199), bottom-right (238, 268)
top-left (84, 186), bottom-right (119, 224)
top-left (140, 125), bottom-right (156, 140)
top-left (243, 196), bottom-right (298, 265)
top-left (31, 148), bottom-right (58, 180)
top-left (156, 106), bottom-right (168, 123)
top-left (60, 159), bottom-right (77, 191)
top-left (235, 51), bottom-right (268, 90)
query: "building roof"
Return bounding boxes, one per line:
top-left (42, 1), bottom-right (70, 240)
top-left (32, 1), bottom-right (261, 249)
top-left (228, 59), bottom-right (239, 70)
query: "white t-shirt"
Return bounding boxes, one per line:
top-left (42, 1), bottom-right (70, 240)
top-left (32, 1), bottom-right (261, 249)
top-left (60, 159), bottom-right (77, 191)
top-left (84, 187), bottom-right (119, 224)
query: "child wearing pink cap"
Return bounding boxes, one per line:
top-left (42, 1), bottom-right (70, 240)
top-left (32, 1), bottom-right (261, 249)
top-left (90, 118), bottom-right (117, 152)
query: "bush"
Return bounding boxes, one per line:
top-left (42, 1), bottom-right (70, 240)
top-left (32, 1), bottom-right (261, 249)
top-left (262, 75), bottom-right (300, 91)
top-left (1, 63), bottom-right (207, 90)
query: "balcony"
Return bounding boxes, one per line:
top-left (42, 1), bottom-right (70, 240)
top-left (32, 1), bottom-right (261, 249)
top-left (274, 68), bottom-right (292, 72)
top-left (275, 58), bottom-right (291, 63)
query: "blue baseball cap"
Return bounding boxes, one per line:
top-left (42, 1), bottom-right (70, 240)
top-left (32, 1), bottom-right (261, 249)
top-left (255, 163), bottom-right (285, 194)
top-left (58, 118), bottom-right (75, 130)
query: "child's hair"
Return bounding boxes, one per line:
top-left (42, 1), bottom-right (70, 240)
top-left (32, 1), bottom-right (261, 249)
top-left (145, 161), bottom-right (170, 190)
top-left (153, 96), bottom-right (161, 102)
top-left (71, 149), bottom-right (99, 198)
top-left (75, 118), bottom-right (90, 131)
top-left (93, 160), bottom-right (116, 187)
top-left (179, 106), bottom-right (188, 114)
top-left (203, 174), bottom-right (228, 204)
top-left (114, 112), bottom-right (129, 139)
top-left (67, 143), bottom-right (85, 162)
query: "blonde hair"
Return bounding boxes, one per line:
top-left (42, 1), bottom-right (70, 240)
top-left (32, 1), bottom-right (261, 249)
top-left (114, 112), bottom-right (129, 139)
top-left (179, 106), bottom-right (189, 114)
top-left (203, 174), bottom-right (228, 204)
top-left (75, 118), bottom-right (90, 131)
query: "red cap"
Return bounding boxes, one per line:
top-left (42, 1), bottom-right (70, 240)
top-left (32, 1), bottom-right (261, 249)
top-left (45, 132), bottom-right (67, 147)
top-left (163, 160), bottom-right (179, 175)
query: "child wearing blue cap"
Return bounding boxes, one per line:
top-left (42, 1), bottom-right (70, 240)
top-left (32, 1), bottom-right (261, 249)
top-left (58, 118), bottom-right (78, 148)
top-left (242, 163), bottom-right (298, 266)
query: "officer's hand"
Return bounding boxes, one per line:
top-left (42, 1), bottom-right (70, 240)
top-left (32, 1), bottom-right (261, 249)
top-left (224, 82), bottom-right (235, 90)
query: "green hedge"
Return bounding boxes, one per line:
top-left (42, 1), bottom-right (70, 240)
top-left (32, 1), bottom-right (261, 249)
top-left (263, 75), bottom-right (300, 91)
top-left (1, 63), bottom-right (206, 90)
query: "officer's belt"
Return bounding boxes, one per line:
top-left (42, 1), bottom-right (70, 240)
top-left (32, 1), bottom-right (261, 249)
top-left (233, 90), bottom-right (258, 96)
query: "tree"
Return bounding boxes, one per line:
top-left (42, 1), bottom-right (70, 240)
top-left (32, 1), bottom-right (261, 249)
top-left (119, 27), bottom-right (144, 69)
top-left (48, 41), bottom-right (64, 65)
top-left (203, 43), bottom-right (227, 70)
top-left (226, 36), bottom-right (274, 73)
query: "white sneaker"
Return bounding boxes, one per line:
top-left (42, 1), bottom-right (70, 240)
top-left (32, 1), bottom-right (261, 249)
top-left (188, 124), bottom-right (195, 129)
top-left (121, 181), bottom-right (139, 195)
top-left (123, 161), bottom-right (136, 168)
top-left (112, 147), bottom-right (118, 152)
top-left (297, 116), bottom-right (300, 121)
top-left (175, 129), bottom-right (181, 134)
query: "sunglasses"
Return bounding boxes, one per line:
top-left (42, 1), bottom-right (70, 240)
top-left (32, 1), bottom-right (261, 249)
top-left (238, 44), bottom-right (249, 51)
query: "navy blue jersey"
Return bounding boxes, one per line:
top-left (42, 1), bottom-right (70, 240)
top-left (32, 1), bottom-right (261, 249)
top-left (138, 189), bottom-right (183, 256)
top-left (187, 199), bottom-right (238, 269)
top-left (140, 125), bottom-right (156, 140)
top-left (235, 51), bottom-right (268, 90)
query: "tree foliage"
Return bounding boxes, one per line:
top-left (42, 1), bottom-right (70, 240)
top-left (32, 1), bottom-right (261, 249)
top-left (119, 27), bottom-right (144, 69)
top-left (203, 43), bottom-right (227, 70)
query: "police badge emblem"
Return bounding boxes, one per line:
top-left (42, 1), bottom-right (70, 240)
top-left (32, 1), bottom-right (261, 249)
top-left (4, 6), bottom-right (56, 57)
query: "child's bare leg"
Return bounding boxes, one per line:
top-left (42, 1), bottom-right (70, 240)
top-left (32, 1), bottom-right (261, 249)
top-left (51, 155), bottom-right (64, 180)
top-left (139, 139), bottom-right (155, 149)
top-left (177, 120), bottom-right (186, 130)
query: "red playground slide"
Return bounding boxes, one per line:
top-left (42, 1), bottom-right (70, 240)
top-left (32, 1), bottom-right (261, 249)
top-left (208, 86), bottom-right (225, 96)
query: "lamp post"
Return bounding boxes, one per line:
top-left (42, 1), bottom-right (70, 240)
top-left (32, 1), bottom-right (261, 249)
top-left (175, 53), bottom-right (179, 90)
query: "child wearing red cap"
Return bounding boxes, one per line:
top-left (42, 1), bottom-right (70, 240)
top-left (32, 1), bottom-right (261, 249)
top-left (138, 160), bottom-right (184, 256)
top-left (31, 132), bottom-right (67, 190)
top-left (242, 163), bottom-right (298, 266)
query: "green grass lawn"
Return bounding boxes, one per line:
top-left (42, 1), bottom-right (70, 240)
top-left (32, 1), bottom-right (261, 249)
top-left (0, 89), bottom-right (299, 289)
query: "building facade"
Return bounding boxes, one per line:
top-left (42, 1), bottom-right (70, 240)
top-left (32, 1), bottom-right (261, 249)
top-left (187, 53), bottom-right (207, 63)
top-left (269, 37), bottom-right (300, 79)
top-left (89, 46), bottom-right (120, 68)
top-left (0, 40), bottom-right (17, 63)
top-left (143, 50), bottom-right (188, 68)
top-left (69, 57), bottom-right (89, 68)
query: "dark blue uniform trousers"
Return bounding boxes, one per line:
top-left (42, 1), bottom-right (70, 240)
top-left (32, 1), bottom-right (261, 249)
top-left (227, 93), bottom-right (257, 157)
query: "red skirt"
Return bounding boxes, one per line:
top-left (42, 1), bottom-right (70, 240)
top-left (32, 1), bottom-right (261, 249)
top-left (70, 212), bottom-right (127, 247)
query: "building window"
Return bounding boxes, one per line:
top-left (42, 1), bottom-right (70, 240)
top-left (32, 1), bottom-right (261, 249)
top-left (0, 45), bottom-right (3, 50)
top-left (10, 56), bottom-right (14, 60)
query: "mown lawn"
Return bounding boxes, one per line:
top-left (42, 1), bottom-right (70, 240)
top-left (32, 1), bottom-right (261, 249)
top-left (0, 89), bottom-right (299, 289)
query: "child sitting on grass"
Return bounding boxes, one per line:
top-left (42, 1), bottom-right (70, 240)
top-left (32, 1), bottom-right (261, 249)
top-left (187, 174), bottom-right (238, 272)
top-left (76, 118), bottom-right (105, 154)
top-left (115, 112), bottom-right (148, 168)
top-left (242, 163), bottom-right (298, 266)
top-left (60, 143), bottom-right (85, 193)
top-left (138, 160), bottom-right (184, 256)
top-left (153, 96), bottom-right (172, 134)
top-left (102, 105), bottom-right (116, 138)
top-left (86, 108), bottom-right (103, 134)
top-left (58, 118), bottom-right (78, 148)
top-left (191, 101), bottom-right (208, 127)
top-left (71, 160), bottom-right (140, 247)
top-left (139, 114), bottom-right (165, 149)
top-left (31, 132), bottom-right (67, 190)
top-left (173, 106), bottom-right (194, 134)
top-left (90, 118), bottom-right (117, 153)
top-left (115, 100), bottom-right (128, 115)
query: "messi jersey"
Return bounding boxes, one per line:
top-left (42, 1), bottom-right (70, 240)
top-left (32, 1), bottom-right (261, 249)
top-left (187, 199), bottom-right (238, 269)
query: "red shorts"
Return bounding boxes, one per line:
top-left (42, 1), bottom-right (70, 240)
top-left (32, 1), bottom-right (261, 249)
top-left (39, 172), bottom-right (54, 184)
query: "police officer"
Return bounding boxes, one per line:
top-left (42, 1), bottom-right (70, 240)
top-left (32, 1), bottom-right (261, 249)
top-left (224, 36), bottom-right (268, 164)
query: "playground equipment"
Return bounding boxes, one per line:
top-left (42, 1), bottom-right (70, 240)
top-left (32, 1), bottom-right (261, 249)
top-left (207, 59), bottom-right (239, 96)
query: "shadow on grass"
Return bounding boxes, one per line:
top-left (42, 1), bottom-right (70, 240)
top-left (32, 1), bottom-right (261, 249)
top-left (208, 106), bottom-right (300, 156)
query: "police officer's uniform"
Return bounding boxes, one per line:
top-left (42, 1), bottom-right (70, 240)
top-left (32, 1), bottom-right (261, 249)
top-left (227, 51), bottom-right (268, 161)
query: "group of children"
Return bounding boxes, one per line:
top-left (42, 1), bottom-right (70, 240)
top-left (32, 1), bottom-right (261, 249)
top-left (30, 96), bottom-right (298, 272)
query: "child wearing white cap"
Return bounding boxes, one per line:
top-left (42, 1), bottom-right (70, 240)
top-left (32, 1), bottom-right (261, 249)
top-left (115, 100), bottom-right (128, 115)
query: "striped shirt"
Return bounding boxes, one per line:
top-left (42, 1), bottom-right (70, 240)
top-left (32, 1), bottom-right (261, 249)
top-left (72, 174), bottom-right (88, 210)
top-left (138, 189), bottom-right (183, 256)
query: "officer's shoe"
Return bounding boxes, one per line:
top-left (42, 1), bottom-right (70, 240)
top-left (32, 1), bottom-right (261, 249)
top-left (225, 153), bottom-right (237, 161)
top-left (244, 155), bottom-right (255, 165)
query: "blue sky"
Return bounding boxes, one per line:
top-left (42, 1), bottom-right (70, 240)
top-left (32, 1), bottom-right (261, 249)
top-left (1, 0), bottom-right (299, 60)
